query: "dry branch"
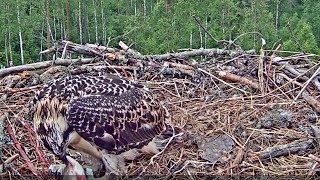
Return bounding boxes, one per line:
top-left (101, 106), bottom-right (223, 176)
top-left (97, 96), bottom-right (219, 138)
top-left (302, 92), bottom-right (320, 113)
top-left (146, 48), bottom-right (256, 62)
top-left (5, 116), bottom-right (38, 175)
top-left (217, 71), bottom-right (260, 90)
top-left (251, 138), bottom-right (314, 161)
top-left (40, 40), bottom-right (114, 58)
top-left (0, 85), bottom-right (42, 94)
top-left (0, 58), bottom-right (99, 78)
top-left (0, 61), bottom-right (52, 78)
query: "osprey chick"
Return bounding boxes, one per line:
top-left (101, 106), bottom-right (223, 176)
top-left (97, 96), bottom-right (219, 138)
top-left (30, 75), bottom-right (172, 177)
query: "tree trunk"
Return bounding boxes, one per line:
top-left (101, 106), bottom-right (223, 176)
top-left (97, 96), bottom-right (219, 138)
top-left (5, 3), bottom-right (13, 66)
top-left (40, 18), bottom-right (45, 62)
top-left (190, 31), bottom-right (193, 49)
top-left (5, 29), bottom-right (9, 67)
top-left (166, 0), bottom-right (171, 13)
top-left (8, 28), bottom-right (13, 67)
top-left (92, 0), bottom-right (98, 43)
top-left (101, 0), bottom-right (106, 45)
top-left (61, 22), bottom-right (64, 40)
top-left (134, 0), bottom-right (137, 16)
top-left (205, 16), bottom-right (208, 49)
top-left (252, 1), bottom-right (257, 48)
top-left (143, 0), bottom-right (147, 16)
top-left (86, 12), bottom-right (90, 42)
top-left (275, 0), bottom-right (279, 33)
top-left (46, 0), bottom-right (51, 61)
top-left (65, 0), bottom-right (70, 40)
top-left (199, 26), bottom-right (203, 48)
top-left (53, 10), bottom-right (57, 41)
top-left (82, 3), bottom-right (88, 43)
top-left (79, 0), bottom-right (83, 44)
top-left (222, 8), bottom-right (225, 37)
top-left (16, 0), bottom-right (24, 64)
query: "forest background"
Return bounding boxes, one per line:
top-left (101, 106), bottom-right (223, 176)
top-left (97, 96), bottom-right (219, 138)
top-left (0, 0), bottom-right (318, 67)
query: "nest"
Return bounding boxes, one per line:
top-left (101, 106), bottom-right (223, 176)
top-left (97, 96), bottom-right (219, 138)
top-left (1, 41), bottom-right (320, 178)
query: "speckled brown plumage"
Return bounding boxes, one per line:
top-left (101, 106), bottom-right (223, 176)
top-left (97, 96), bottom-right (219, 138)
top-left (30, 74), bottom-right (169, 160)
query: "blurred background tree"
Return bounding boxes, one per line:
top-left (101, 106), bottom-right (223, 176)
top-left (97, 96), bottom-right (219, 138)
top-left (0, 0), bottom-right (319, 66)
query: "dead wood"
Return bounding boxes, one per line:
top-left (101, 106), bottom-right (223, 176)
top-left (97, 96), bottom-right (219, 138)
top-left (119, 41), bottom-right (144, 60)
top-left (5, 115), bottom-right (38, 175)
top-left (146, 48), bottom-right (256, 62)
top-left (0, 85), bottom-right (42, 94)
top-left (0, 61), bottom-right (52, 78)
top-left (40, 40), bottom-right (116, 59)
top-left (217, 71), bottom-right (260, 90)
top-left (302, 92), bottom-right (320, 113)
top-left (251, 138), bottom-right (314, 161)
top-left (0, 58), bottom-right (98, 78)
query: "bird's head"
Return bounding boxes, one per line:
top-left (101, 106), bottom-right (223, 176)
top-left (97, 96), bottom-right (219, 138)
top-left (63, 155), bottom-right (86, 180)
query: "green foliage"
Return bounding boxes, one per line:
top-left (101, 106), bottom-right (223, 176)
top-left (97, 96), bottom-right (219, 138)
top-left (279, 13), bottom-right (318, 53)
top-left (0, 0), bottom-right (320, 65)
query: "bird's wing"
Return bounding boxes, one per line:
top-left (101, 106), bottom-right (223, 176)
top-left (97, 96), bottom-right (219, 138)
top-left (66, 88), bottom-right (167, 154)
top-left (30, 75), bottom-right (143, 121)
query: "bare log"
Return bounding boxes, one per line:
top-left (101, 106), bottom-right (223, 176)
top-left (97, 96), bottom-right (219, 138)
top-left (118, 41), bottom-right (144, 60)
top-left (146, 48), bottom-right (256, 62)
top-left (165, 62), bottom-right (195, 70)
top-left (282, 65), bottom-right (309, 81)
top-left (70, 65), bottom-right (136, 76)
top-left (0, 61), bottom-right (52, 78)
top-left (217, 71), bottom-right (260, 90)
top-left (40, 40), bottom-right (117, 59)
top-left (0, 58), bottom-right (96, 78)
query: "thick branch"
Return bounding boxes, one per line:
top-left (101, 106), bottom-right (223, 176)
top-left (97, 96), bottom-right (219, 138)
top-left (217, 71), bottom-right (260, 90)
top-left (40, 40), bottom-right (117, 59)
top-left (0, 58), bottom-right (96, 78)
top-left (250, 138), bottom-right (313, 161)
top-left (146, 48), bottom-right (255, 62)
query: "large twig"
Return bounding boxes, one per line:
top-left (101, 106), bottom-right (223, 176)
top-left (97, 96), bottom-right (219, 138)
top-left (192, 15), bottom-right (220, 45)
top-left (198, 68), bottom-right (249, 94)
top-left (302, 92), bottom-right (320, 113)
top-left (250, 138), bottom-right (314, 161)
top-left (5, 115), bottom-right (38, 175)
top-left (294, 64), bottom-right (320, 101)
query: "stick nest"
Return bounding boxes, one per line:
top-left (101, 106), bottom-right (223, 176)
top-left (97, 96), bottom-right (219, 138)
top-left (1, 41), bottom-right (320, 178)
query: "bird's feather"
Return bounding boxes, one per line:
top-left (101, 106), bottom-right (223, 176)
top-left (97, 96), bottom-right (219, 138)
top-left (30, 75), bottom-right (169, 157)
top-left (66, 88), bottom-right (166, 154)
